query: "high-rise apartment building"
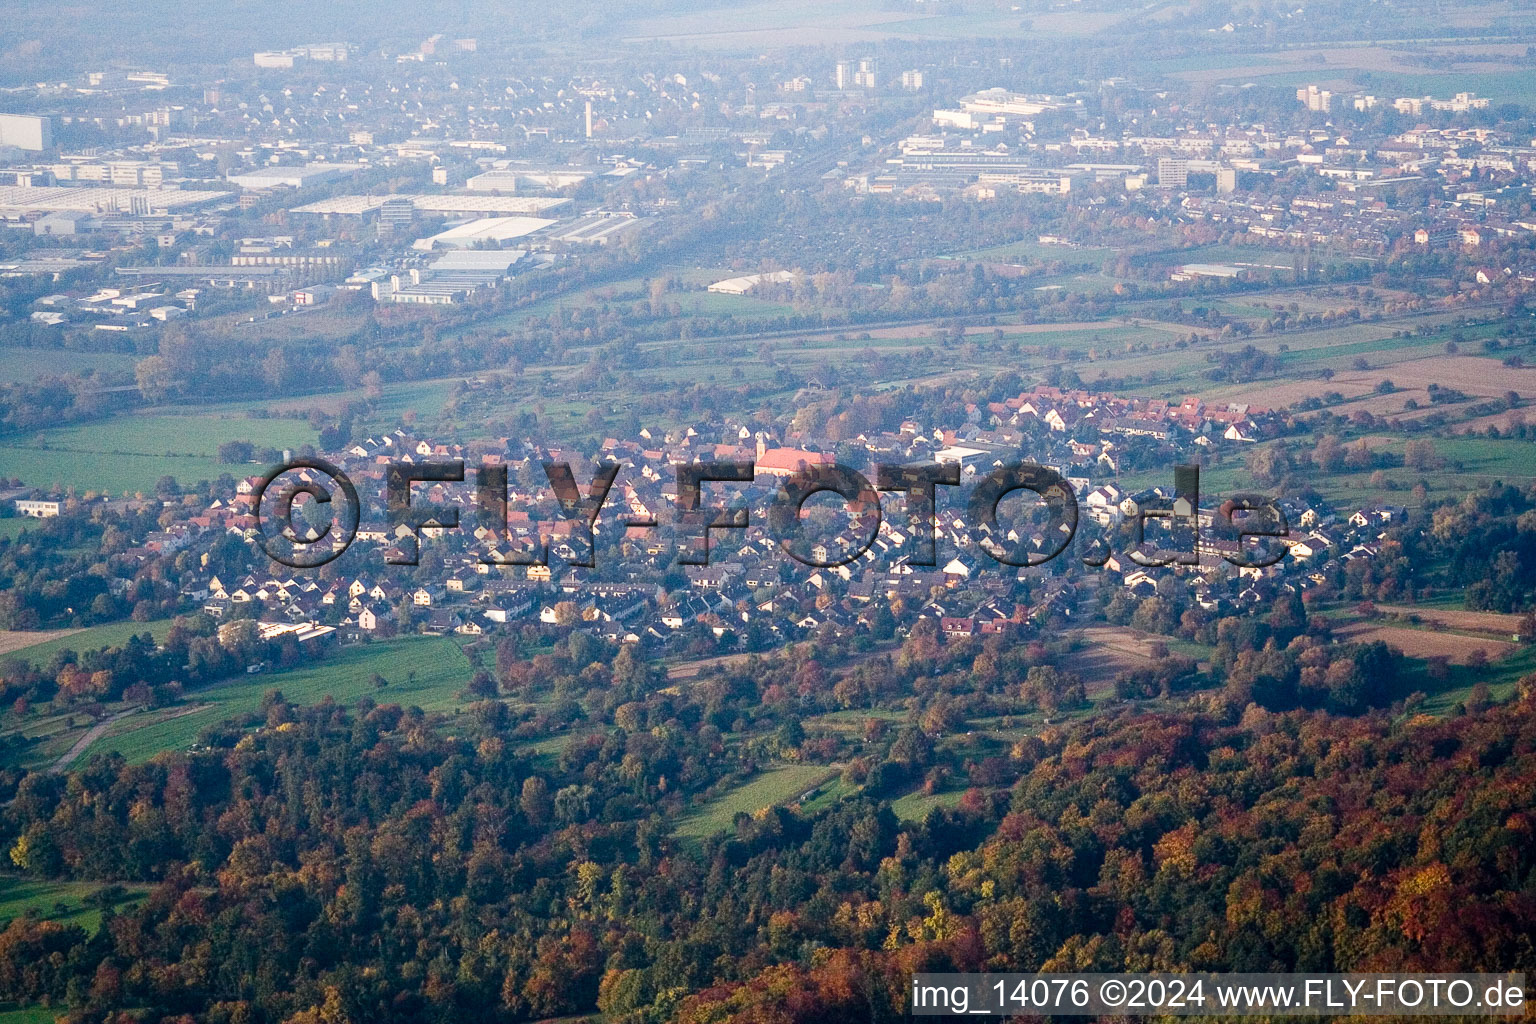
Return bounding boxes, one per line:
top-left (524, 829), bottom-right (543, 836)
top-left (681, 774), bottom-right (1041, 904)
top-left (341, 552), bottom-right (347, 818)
top-left (1157, 158), bottom-right (1188, 189)
top-left (1296, 84), bottom-right (1333, 112)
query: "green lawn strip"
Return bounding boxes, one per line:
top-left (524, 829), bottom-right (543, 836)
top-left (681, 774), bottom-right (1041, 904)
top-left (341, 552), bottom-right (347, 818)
top-left (0, 349), bottom-right (138, 385)
top-left (674, 764), bottom-right (837, 840)
top-left (82, 636), bottom-right (473, 763)
top-left (798, 774), bottom-right (858, 814)
top-left (0, 873), bottom-right (150, 934)
top-left (0, 413), bottom-right (317, 495)
top-left (890, 788), bottom-right (964, 822)
top-left (1411, 645), bottom-right (1536, 717)
top-left (2, 619), bottom-right (177, 670)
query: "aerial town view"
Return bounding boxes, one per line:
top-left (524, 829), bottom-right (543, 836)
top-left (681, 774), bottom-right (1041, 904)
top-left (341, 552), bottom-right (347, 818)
top-left (0, 0), bottom-right (1534, 1020)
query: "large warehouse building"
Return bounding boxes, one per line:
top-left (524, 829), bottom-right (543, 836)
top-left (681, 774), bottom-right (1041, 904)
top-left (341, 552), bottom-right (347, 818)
top-left (0, 114), bottom-right (53, 152)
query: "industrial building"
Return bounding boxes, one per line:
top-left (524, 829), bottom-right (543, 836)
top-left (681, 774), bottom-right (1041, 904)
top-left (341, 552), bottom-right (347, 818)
top-left (466, 168), bottom-right (592, 191)
top-left (373, 250), bottom-right (524, 305)
top-left (0, 184), bottom-right (223, 214)
top-left (291, 194), bottom-right (570, 219)
top-left (411, 216), bottom-right (557, 250)
top-left (893, 152), bottom-right (1081, 193)
top-left (0, 114), bottom-right (54, 152)
top-left (707, 270), bottom-right (793, 295)
top-left (544, 212), bottom-right (644, 245)
top-left (226, 163), bottom-right (363, 189)
top-left (49, 159), bottom-right (177, 186)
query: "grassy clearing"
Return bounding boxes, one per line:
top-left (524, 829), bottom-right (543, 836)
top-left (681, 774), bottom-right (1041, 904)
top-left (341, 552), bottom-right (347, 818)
top-left (1275, 332), bottom-right (1448, 368)
top-left (0, 873), bottom-right (148, 934)
top-left (1386, 437), bottom-right (1536, 480)
top-left (946, 238), bottom-right (1113, 264)
top-left (0, 707), bottom-right (98, 769)
top-left (1298, 436), bottom-right (1536, 505)
top-left (674, 764), bottom-right (837, 840)
top-left (13, 413), bottom-right (315, 459)
top-left (1, 618), bottom-right (176, 670)
top-left (890, 788), bottom-right (964, 822)
top-left (0, 413), bottom-right (317, 495)
top-left (1127, 428), bottom-right (1536, 509)
top-left (1353, 71), bottom-right (1536, 110)
top-left (0, 449), bottom-right (232, 498)
top-left (1413, 645), bottom-right (1536, 716)
top-left (799, 774), bottom-right (858, 814)
top-left (175, 377), bottom-right (461, 436)
top-left (0, 1007), bottom-right (60, 1024)
top-left (81, 635), bottom-right (473, 763)
top-left (1174, 243), bottom-right (1378, 270)
top-left (679, 292), bottom-right (798, 318)
top-left (0, 349), bottom-right (137, 384)
top-left (802, 708), bottom-right (909, 735)
top-left (370, 379), bottom-right (458, 426)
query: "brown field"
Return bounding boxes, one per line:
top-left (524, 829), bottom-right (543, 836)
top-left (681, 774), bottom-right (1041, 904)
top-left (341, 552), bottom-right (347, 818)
top-left (0, 628), bottom-right (81, 657)
top-left (1333, 622), bottom-right (1515, 664)
top-left (1218, 375), bottom-right (1378, 410)
top-left (1453, 408), bottom-right (1530, 435)
top-left (823, 321), bottom-right (1122, 342)
top-left (1326, 390), bottom-right (1432, 418)
top-left (623, 3), bottom-right (928, 47)
top-left (1018, 10), bottom-right (1133, 36)
top-left (1218, 356), bottom-right (1536, 412)
top-left (1357, 356), bottom-right (1536, 399)
top-left (1372, 605), bottom-right (1526, 636)
top-left (667, 652), bottom-right (752, 681)
top-left (1071, 626), bottom-right (1167, 682)
top-left (1173, 40), bottom-right (1530, 86)
top-left (1312, 389), bottom-right (1509, 427)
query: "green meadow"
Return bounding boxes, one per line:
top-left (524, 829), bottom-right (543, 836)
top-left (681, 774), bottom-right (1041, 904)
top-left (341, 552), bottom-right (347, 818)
top-left (890, 788), bottom-right (964, 822)
top-left (0, 1007), bottom-right (59, 1024)
top-left (0, 349), bottom-right (137, 384)
top-left (674, 764), bottom-right (837, 840)
top-left (0, 413), bottom-right (317, 495)
top-left (0, 874), bottom-right (149, 934)
top-left (1, 618), bottom-right (177, 670)
top-left (81, 635), bottom-right (474, 763)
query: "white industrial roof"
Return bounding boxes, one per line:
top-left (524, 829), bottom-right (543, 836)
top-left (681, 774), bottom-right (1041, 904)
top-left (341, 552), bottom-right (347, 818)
top-left (226, 163), bottom-right (363, 189)
top-left (0, 185), bottom-right (225, 213)
top-left (546, 213), bottom-right (644, 244)
top-left (291, 193), bottom-right (569, 216)
top-left (410, 195), bottom-right (570, 215)
top-left (412, 217), bottom-right (555, 250)
top-left (707, 270), bottom-right (794, 294)
top-left (429, 249), bottom-right (528, 272)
